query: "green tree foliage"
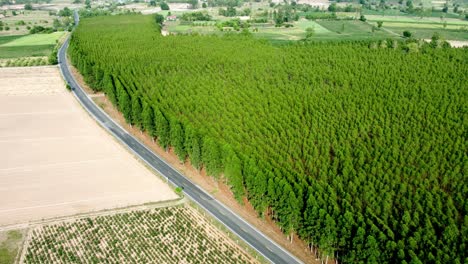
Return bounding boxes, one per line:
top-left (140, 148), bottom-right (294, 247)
top-left (170, 119), bottom-right (186, 161)
top-left (160, 2), bottom-right (169, 10)
top-left (48, 47), bottom-right (58, 65)
top-left (180, 11), bottom-right (211, 21)
top-left (202, 137), bottom-right (222, 177)
top-left (154, 108), bottom-right (170, 150)
top-left (131, 94), bottom-right (142, 128)
top-left (69, 15), bottom-right (467, 264)
top-left (102, 73), bottom-right (117, 106)
top-left (223, 146), bottom-right (244, 200)
top-left (155, 14), bottom-right (164, 25)
top-left (115, 78), bottom-right (131, 123)
top-left (58, 7), bottom-right (72, 17)
top-left (403, 30), bottom-right (412, 38)
top-left (188, 129), bottom-right (202, 170)
top-left (142, 101), bottom-right (156, 138)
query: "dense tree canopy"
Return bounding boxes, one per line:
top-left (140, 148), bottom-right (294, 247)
top-left (69, 14), bottom-right (467, 263)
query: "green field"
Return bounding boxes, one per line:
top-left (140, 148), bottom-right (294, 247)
top-left (255, 19), bottom-right (333, 40)
top-left (0, 45), bottom-right (54, 59)
top-left (386, 27), bottom-right (468, 40)
top-left (315, 20), bottom-right (397, 40)
top-left (362, 8), bottom-right (463, 18)
top-left (0, 32), bottom-right (63, 59)
top-left (1, 32), bottom-right (64, 46)
top-left (166, 21), bottom-right (220, 35)
top-left (380, 22), bottom-right (462, 29)
top-left (0, 35), bottom-right (24, 45)
top-left (363, 15), bottom-right (468, 40)
top-left (366, 15), bottom-right (468, 26)
top-left (0, 230), bottom-right (24, 264)
top-left (167, 19), bottom-right (398, 41)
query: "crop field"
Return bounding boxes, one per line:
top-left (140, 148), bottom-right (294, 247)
top-left (383, 24), bottom-right (468, 40)
top-left (0, 32), bottom-right (64, 58)
top-left (379, 21), bottom-right (462, 29)
top-left (362, 8), bottom-right (463, 18)
top-left (359, 15), bottom-right (468, 40)
top-left (166, 21), bottom-right (220, 35)
top-left (253, 19), bottom-right (332, 40)
top-left (388, 26), bottom-right (468, 40)
top-left (315, 20), bottom-right (396, 40)
top-left (1, 31), bottom-right (64, 46)
top-left (23, 206), bottom-right (258, 264)
top-left (366, 15), bottom-right (468, 26)
top-left (0, 57), bottom-right (49, 67)
top-left (0, 66), bottom-right (177, 226)
top-left (254, 25), bottom-right (307, 41)
top-left (0, 44), bottom-right (53, 59)
top-left (167, 19), bottom-right (397, 41)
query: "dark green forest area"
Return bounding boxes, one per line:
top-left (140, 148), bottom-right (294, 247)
top-left (69, 14), bottom-right (467, 264)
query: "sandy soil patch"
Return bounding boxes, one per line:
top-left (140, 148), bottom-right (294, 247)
top-left (423, 39), bottom-right (468, 47)
top-left (294, 0), bottom-right (329, 8)
top-left (168, 3), bottom-right (192, 11)
top-left (443, 40), bottom-right (468, 47)
top-left (0, 66), bottom-right (177, 227)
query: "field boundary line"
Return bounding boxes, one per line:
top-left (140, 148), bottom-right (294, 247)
top-left (17, 228), bottom-right (32, 264)
top-left (364, 20), bottom-right (401, 36)
top-left (0, 196), bottom-right (186, 232)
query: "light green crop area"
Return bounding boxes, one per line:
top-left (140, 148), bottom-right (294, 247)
top-left (0, 32), bottom-right (64, 47)
top-left (0, 230), bottom-right (24, 264)
top-left (295, 20), bottom-right (332, 34)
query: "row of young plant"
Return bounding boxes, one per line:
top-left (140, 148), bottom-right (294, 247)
top-left (0, 57), bottom-right (48, 67)
top-left (68, 14), bottom-right (467, 263)
top-left (25, 207), bottom-right (255, 263)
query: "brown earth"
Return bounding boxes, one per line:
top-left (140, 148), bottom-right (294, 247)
top-left (0, 66), bottom-right (177, 227)
top-left (69, 63), bottom-right (320, 264)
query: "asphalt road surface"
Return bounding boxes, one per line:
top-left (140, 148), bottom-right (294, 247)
top-left (58, 14), bottom-right (303, 264)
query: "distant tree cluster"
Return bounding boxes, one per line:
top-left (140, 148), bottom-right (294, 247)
top-left (69, 15), bottom-right (467, 264)
top-left (160, 1), bottom-right (169, 10)
top-left (206, 0), bottom-right (242, 7)
top-left (215, 18), bottom-right (249, 31)
top-left (180, 11), bottom-right (211, 21)
top-left (0, 0), bottom-right (51, 6)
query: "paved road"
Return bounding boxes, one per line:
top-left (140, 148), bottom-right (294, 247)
top-left (58, 13), bottom-right (303, 264)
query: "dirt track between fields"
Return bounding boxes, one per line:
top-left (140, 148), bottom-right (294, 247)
top-left (0, 66), bottom-right (177, 227)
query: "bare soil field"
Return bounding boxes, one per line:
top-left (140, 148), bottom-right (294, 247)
top-left (0, 66), bottom-right (177, 227)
